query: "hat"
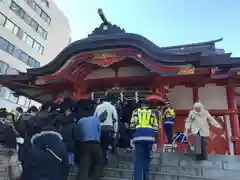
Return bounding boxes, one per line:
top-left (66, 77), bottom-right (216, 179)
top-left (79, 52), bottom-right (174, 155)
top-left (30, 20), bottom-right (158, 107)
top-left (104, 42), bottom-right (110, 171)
top-left (193, 102), bottom-right (204, 109)
top-left (164, 101), bottom-right (171, 106)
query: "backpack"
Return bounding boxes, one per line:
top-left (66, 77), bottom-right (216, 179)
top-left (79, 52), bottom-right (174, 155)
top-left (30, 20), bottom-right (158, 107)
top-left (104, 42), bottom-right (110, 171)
top-left (98, 110), bottom-right (108, 123)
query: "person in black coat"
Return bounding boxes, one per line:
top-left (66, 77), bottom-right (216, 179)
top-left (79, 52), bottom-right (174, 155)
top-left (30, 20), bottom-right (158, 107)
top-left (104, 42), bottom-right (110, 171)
top-left (0, 112), bottom-right (18, 151)
top-left (21, 117), bottom-right (69, 180)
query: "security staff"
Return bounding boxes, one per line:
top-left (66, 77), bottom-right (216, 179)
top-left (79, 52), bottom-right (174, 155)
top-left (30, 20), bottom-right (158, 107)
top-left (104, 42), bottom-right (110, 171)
top-left (162, 101), bottom-right (176, 144)
top-left (130, 100), bottom-right (158, 180)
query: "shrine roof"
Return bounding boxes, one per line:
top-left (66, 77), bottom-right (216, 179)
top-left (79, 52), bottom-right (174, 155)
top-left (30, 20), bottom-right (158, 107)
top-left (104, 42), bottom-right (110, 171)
top-left (0, 9), bottom-right (240, 103)
top-left (23, 9), bottom-right (234, 77)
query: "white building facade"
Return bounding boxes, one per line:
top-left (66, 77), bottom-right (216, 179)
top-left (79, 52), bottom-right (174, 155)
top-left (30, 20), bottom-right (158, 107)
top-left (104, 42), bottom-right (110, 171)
top-left (0, 0), bottom-right (71, 110)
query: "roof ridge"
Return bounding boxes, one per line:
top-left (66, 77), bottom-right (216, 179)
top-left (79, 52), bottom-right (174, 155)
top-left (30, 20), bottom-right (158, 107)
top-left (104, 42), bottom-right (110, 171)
top-left (163, 38), bottom-right (223, 49)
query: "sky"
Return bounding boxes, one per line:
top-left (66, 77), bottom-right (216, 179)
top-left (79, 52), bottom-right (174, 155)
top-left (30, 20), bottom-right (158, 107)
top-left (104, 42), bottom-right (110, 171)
top-left (55, 0), bottom-right (240, 57)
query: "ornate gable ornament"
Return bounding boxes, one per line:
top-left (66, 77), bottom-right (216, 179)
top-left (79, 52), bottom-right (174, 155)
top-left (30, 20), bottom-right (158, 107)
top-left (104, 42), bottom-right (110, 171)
top-left (88, 8), bottom-right (125, 37)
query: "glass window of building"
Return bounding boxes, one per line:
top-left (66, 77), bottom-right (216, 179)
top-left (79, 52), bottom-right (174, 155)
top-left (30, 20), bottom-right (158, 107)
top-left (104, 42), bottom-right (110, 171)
top-left (37, 26), bottom-right (46, 38)
top-left (0, 61), bottom-right (8, 74)
top-left (0, 13), bottom-right (6, 26)
top-left (29, 19), bottom-right (38, 31)
top-left (41, 11), bottom-right (50, 24)
top-left (19, 52), bottom-right (29, 64)
top-left (26, 0), bottom-right (36, 9)
top-left (6, 43), bottom-right (14, 54)
top-left (0, 38), bottom-right (9, 51)
top-left (25, 34), bottom-right (34, 47)
top-left (12, 25), bottom-right (20, 36)
top-left (17, 29), bottom-right (24, 39)
top-left (4, 20), bottom-right (15, 33)
top-left (23, 14), bottom-right (32, 25)
top-left (12, 47), bottom-right (22, 59)
top-left (10, 2), bottom-right (24, 19)
top-left (35, 5), bottom-right (42, 16)
top-left (6, 67), bottom-right (18, 75)
top-left (35, 61), bottom-right (40, 68)
top-left (33, 41), bottom-right (40, 51)
top-left (28, 57), bottom-right (35, 67)
top-left (39, 45), bottom-right (44, 54)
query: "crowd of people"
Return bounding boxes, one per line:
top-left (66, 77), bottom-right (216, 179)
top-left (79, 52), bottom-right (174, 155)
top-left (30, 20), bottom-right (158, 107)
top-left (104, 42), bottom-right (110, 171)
top-left (0, 91), bottom-right (222, 180)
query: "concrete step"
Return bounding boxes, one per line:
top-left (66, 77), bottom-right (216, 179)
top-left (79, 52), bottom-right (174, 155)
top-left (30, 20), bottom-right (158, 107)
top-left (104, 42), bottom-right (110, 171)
top-left (106, 161), bottom-right (240, 178)
top-left (103, 167), bottom-right (239, 180)
top-left (114, 150), bottom-right (240, 171)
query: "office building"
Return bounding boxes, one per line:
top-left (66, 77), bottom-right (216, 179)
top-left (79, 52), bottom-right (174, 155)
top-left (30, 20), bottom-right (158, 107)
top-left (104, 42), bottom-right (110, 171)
top-left (0, 0), bottom-right (71, 110)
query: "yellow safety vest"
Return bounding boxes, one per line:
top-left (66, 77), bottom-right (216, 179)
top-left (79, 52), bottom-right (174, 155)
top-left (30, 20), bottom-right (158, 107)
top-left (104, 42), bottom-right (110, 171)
top-left (134, 108), bottom-right (157, 129)
top-left (163, 107), bottom-right (176, 119)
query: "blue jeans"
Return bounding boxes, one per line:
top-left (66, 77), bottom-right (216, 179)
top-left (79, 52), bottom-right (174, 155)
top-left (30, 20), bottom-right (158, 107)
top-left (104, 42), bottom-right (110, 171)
top-left (134, 141), bottom-right (153, 180)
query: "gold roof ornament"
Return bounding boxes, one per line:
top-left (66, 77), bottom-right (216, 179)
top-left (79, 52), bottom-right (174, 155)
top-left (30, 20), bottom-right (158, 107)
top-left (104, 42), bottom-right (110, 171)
top-left (178, 67), bottom-right (195, 75)
top-left (92, 52), bottom-right (117, 59)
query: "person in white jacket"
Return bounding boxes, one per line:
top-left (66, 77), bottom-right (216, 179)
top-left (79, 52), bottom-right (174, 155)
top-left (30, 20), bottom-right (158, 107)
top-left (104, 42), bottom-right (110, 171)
top-left (184, 102), bottom-right (222, 160)
top-left (94, 93), bottom-right (118, 165)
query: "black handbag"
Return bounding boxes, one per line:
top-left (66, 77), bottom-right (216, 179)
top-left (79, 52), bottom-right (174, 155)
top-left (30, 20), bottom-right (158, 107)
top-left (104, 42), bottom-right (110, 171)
top-left (186, 134), bottom-right (201, 155)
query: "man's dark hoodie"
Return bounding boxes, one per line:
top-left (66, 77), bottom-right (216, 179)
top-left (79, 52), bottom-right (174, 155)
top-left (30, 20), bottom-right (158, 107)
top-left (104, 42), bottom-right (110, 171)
top-left (20, 129), bottom-right (69, 180)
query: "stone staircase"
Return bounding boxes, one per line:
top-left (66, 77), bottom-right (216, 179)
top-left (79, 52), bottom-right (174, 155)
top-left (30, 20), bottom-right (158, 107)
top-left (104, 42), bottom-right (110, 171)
top-left (66, 149), bottom-right (240, 180)
top-left (1, 150), bottom-right (240, 180)
top-left (101, 150), bottom-right (240, 180)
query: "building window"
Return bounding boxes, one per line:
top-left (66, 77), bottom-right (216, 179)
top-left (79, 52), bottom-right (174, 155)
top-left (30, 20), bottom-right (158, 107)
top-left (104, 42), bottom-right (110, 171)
top-left (28, 57), bottom-right (35, 67)
top-left (2, 14), bottom-right (44, 54)
top-left (35, 5), bottom-right (42, 16)
top-left (41, 11), bottom-right (51, 24)
top-left (4, 19), bottom-right (20, 36)
top-left (6, 66), bottom-right (19, 75)
top-left (25, 0), bottom-right (36, 10)
top-left (33, 41), bottom-right (40, 51)
top-left (0, 37), bottom-right (40, 68)
top-left (6, 43), bottom-right (14, 54)
top-left (0, 61), bottom-right (9, 74)
top-left (39, 45), bottom-right (44, 54)
top-left (17, 29), bottom-right (24, 39)
top-left (0, 13), bottom-right (6, 26)
top-left (23, 33), bottom-right (34, 47)
top-left (10, 1), bottom-right (24, 19)
top-left (29, 19), bottom-right (38, 31)
top-left (19, 52), bottom-right (29, 64)
top-left (23, 14), bottom-right (31, 25)
top-left (40, 0), bottom-right (49, 8)
top-left (11, 47), bottom-right (22, 59)
top-left (0, 38), bottom-right (9, 51)
top-left (35, 61), bottom-right (40, 68)
top-left (37, 26), bottom-right (47, 39)
top-left (25, 0), bottom-right (51, 24)
top-left (4, 20), bottom-right (15, 33)
top-left (10, 1), bottom-right (48, 39)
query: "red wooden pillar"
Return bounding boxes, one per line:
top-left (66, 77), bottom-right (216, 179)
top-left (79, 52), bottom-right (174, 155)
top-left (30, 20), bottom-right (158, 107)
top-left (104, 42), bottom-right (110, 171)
top-left (226, 86), bottom-right (239, 137)
top-left (226, 86), bottom-right (240, 154)
top-left (193, 87), bottom-right (199, 103)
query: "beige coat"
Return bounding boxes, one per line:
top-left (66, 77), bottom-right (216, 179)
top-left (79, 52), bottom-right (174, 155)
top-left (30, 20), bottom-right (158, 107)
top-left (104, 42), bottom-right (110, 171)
top-left (185, 109), bottom-right (221, 137)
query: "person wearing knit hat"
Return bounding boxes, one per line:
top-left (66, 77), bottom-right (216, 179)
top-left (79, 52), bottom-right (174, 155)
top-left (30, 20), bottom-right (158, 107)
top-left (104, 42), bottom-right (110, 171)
top-left (184, 102), bottom-right (222, 160)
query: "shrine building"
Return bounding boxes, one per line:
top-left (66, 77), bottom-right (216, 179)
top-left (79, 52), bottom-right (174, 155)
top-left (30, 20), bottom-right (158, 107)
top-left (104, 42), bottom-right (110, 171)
top-left (0, 9), bottom-right (240, 155)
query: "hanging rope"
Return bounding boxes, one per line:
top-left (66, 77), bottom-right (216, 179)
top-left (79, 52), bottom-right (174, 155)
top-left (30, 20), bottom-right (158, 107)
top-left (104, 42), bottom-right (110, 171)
top-left (91, 92), bottom-right (95, 100)
top-left (135, 91), bottom-right (139, 103)
top-left (120, 92), bottom-right (124, 102)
